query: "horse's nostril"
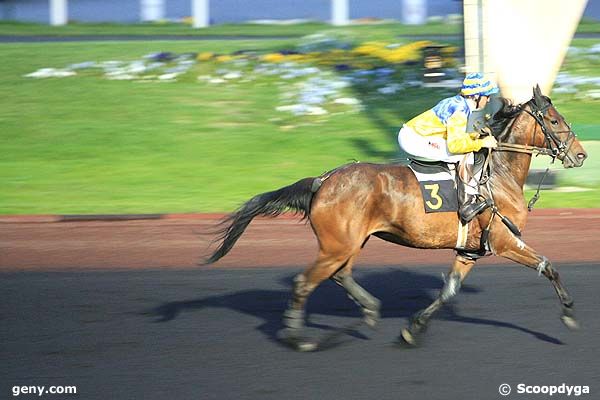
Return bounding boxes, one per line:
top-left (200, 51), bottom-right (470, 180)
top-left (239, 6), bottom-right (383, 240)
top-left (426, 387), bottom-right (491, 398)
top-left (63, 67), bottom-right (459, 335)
top-left (577, 153), bottom-right (587, 160)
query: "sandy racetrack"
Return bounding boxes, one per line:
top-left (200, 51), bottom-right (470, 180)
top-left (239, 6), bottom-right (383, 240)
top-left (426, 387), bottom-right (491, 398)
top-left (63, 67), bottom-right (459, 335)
top-left (2, 209), bottom-right (599, 271)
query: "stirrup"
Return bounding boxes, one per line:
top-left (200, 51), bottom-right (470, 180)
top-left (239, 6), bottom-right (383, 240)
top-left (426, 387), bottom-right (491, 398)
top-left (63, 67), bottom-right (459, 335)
top-left (459, 198), bottom-right (492, 223)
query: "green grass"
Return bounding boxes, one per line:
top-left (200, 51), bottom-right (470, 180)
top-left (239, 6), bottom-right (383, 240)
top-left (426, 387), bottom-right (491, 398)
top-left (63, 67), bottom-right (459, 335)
top-left (0, 18), bottom-right (598, 38)
top-left (0, 40), bottom-right (406, 214)
top-left (0, 20), bottom-right (461, 38)
top-left (550, 39), bottom-right (600, 141)
top-left (576, 18), bottom-right (600, 33)
top-left (0, 32), bottom-right (599, 214)
top-left (523, 188), bottom-right (600, 208)
top-left (530, 141), bottom-right (600, 188)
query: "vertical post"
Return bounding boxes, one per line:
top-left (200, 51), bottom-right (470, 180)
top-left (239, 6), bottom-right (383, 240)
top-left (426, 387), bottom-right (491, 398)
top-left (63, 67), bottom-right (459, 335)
top-left (192, 0), bottom-right (209, 28)
top-left (402, 0), bottom-right (426, 25)
top-left (49, 0), bottom-right (68, 26)
top-left (331, 0), bottom-right (349, 26)
top-left (463, 0), bottom-right (483, 74)
top-left (140, 0), bottom-right (165, 22)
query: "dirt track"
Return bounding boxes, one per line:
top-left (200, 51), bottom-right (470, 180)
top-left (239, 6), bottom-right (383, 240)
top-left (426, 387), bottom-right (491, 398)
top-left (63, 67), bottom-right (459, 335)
top-left (2, 208), bottom-right (599, 271)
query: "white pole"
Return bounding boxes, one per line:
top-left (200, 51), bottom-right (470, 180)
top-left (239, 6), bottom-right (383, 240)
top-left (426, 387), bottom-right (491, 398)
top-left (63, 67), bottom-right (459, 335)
top-left (49, 0), bottom-right (68, 26)
top-left (192, 0), bottom-right (209, 28)
top-left (140, 0), bottom-right (165, 22)
top-left (331, 0), bottom-right (349, 26)
top-left (402, 0), bottom-right (426, 25)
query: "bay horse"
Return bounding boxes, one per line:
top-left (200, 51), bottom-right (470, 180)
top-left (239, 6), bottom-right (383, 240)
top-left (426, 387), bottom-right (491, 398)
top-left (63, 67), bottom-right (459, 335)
top-left (205, 86), bottom-right (587, 351)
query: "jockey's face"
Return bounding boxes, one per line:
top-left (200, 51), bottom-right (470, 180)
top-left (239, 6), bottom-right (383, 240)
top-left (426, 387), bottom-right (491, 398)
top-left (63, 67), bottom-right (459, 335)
top-left (476, 95), bottom-right (490, 110)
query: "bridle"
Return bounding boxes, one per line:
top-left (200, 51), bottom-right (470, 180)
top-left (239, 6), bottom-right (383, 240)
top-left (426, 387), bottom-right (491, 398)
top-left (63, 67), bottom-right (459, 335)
top-left (485, 97), bottom-right (578, 211)
top-left (495, 100), bottom-right (577, 164)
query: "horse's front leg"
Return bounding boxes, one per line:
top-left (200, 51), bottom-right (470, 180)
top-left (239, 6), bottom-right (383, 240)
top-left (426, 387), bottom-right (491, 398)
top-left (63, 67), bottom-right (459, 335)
top-left (401, 254), bottom-right (476, 345)
top-left (490, 230), bottom-right (579, 330)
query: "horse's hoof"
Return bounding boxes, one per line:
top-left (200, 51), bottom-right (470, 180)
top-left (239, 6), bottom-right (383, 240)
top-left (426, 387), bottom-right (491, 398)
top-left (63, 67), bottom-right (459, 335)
top-left (278, 329), bottom-right (318, 352)
top-left (400, 328), bottom-right (417, 346)
top-left (295, 340), bottom-right (318, 352)
top-left (561, 315), bottom-right (580, 331)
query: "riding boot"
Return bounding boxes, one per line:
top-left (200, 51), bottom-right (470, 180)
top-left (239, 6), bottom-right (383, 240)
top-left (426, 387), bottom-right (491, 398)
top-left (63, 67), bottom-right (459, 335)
top-left (458, 180), bottom-right (491, 224)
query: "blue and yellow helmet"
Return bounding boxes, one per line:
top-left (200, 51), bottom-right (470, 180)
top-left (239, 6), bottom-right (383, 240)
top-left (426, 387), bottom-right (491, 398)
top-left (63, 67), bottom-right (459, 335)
top-left (461, 73), bottom-right (499, 96)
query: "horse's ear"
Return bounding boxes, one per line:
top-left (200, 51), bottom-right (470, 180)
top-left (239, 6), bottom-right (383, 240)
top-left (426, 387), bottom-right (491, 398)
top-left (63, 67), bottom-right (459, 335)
top-left (533, 84), bottom-right (544, 107)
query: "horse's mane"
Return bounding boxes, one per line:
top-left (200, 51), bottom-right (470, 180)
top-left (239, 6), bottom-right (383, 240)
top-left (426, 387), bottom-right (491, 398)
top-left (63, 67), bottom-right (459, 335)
top-left (489, 95), bottom-right (552, 141)
top-left (488, 97), bottom-right (523, 142)
top-left (486, 96), bottom-right (538, 192)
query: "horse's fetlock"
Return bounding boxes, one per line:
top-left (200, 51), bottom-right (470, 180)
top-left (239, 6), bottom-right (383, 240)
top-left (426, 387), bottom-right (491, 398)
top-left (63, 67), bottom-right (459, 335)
top-left (440, 272), bottom-right (461, 303)
top-left (563, 298), bottom-right (574, 309)
top-left (283, 308), bottom-right (305, 329)
top-left (537, 256), bottom-right (552, 277)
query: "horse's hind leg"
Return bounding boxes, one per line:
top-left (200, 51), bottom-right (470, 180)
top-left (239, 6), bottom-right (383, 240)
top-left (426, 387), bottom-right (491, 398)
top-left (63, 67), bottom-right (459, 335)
top-left (332, 255), bottom-right (381, 328)
top-left (401, 254), bottom-right (476, 346)
top-left (281, 251), bottom-right (353, 350)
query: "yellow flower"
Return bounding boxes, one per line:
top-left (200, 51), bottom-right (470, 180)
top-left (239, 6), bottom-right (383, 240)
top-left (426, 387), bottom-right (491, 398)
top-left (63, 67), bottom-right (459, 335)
top-left (215, 55), bottom-right (234, 63)
top-left (351, 40), bottom-right (432, 64)
top-left (197, 52), bottom-right (214, 61)
top-left (262, 53), bottom-right (286, 63)
top-left (286, 54), bottom-right (308, 62)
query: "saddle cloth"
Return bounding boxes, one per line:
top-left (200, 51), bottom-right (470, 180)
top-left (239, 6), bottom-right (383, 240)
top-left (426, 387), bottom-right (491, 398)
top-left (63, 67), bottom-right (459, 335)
top-left (408, 160), bottom-right (459, 213)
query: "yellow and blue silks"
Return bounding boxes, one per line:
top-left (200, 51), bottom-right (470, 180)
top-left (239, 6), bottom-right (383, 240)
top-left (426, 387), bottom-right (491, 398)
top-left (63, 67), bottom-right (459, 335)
top-left (405, 95), bottom-right (484, 154)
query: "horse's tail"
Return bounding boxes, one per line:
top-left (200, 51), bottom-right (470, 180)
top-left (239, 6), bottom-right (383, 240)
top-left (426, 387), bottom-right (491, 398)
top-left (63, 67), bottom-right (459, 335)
top-left (203, 177), bottom-right (316, 265)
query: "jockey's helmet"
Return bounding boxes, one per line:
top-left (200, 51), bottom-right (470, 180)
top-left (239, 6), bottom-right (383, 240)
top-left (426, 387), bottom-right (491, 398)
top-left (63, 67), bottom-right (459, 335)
top-left (460, 72), bottom-right (499, 97)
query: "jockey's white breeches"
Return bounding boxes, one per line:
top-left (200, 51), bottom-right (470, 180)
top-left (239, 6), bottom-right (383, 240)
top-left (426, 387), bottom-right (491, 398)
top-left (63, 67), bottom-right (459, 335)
top-left (398, 124), bottom-right (466, 163)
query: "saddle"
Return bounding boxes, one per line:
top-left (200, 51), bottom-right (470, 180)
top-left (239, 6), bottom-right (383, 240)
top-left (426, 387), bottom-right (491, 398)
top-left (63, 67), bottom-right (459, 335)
top-left (408, 152), bottom-right (487, 214)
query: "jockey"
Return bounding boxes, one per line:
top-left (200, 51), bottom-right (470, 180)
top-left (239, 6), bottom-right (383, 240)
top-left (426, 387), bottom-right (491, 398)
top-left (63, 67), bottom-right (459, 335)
top-left (398, 72), bottom-right (499, 223)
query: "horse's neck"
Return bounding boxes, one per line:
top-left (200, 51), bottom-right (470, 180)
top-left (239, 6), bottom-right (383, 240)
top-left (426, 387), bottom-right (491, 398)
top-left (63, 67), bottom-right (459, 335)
top-left (492, 113), bottom-right (536, 190)
top-left (499, 151), bottom-right (532, 189)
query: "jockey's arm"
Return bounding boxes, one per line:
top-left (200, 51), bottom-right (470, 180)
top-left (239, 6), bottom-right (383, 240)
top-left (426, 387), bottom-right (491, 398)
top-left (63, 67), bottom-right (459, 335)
top-left (446, 111), bottom-right (484, 154)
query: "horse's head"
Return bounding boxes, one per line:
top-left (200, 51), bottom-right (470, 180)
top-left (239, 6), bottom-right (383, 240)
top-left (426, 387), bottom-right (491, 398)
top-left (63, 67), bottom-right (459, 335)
top-left (525, 85), bottom-right (587, 168)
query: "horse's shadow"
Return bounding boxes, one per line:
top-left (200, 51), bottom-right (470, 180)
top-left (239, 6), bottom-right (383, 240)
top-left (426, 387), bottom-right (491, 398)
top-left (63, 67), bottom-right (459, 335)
top-left (146, 268), bottom-right (563, 346)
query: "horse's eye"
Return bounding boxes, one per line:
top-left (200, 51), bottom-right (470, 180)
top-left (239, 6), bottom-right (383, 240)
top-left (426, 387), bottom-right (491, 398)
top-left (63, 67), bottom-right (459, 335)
top-left (551, 120), bottom-right (559, 126)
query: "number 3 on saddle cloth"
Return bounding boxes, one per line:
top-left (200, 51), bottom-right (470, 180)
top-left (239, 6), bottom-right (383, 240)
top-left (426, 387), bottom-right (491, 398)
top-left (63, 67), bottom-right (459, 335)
top-left (408, 160), bottom-right (459, 213)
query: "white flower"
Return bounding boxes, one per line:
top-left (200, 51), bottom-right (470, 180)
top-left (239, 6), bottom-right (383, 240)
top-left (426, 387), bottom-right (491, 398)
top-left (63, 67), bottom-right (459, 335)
top-left (24, 68), bottom-right (76, 78)
top-left (378, 84), bottom-right (403, 95)
top-left (127, 61), bottom-right (147, 74)
top-left (585, 90), bottom-right (600, 99)
top-left (588, 44), bottom-right (600, 54)
top-left (223, 72), bottom-right (242, 80)
top-left (158, 73), bottom-right (178, 81)
top-left (553, 86), bottom-right (578, 94)
top-left (333, 97), bottom-right (361, 105)
top-left (106, 73), bottom-right (136, 80)
top-left (305, 106), bottom-right (328, 115)
top-left (68, 61), bottom-right (96, 70)
top-left (275, 104), bottom-right (328, 116)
